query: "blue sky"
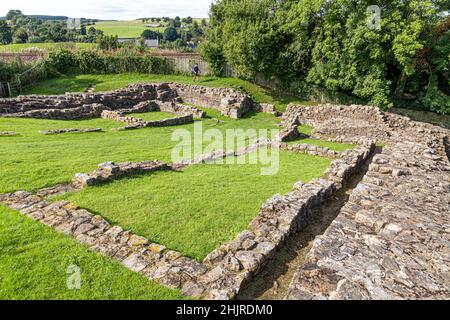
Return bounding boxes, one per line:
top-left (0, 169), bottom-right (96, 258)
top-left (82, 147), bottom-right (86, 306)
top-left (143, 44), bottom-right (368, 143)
top-left (1, 0), bottom-right (213, 19)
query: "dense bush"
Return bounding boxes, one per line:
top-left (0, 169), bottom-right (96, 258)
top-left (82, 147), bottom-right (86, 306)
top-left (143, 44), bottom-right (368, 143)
top-left (202, 0), bottom-right (450, 114)
top-left (43, 49), bottom-right (172, 75)
top-left (0, 48), bottom-right (174, 90)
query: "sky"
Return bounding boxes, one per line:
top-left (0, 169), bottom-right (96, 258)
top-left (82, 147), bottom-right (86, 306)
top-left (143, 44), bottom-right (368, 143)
top-left (0, 0), bottom-right (214, 20)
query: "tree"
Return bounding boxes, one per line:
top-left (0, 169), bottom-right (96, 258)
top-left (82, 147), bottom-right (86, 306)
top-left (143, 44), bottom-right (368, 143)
top-left (0, 20), bottom-right (12, 44)
top-left (97, 34), bottom-right (119, 50)
top-left (202, 0), bottom-right (449, 112)
top-left (163, 26), bottom-right (178, 42)
top-left (6, 9), bottom-right (22, 21)
top-left (141, 29), bottom-right (159, 40)
top-left (13, 27), bottom-right (28, 43)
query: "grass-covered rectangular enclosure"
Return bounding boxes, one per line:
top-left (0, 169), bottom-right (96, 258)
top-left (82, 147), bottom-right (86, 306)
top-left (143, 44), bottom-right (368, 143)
top-left (57, 151), bottom-right (331, 261)
top-left (0, 205), bottom-right (185, 300)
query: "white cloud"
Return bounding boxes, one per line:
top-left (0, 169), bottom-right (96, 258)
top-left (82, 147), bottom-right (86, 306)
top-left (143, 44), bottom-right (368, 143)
top-left (0, 0), bottom-right (213, 19)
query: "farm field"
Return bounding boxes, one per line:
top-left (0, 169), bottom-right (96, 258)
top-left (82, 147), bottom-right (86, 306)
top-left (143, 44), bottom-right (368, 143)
top-left (94, 20), bottom-right (164, 37)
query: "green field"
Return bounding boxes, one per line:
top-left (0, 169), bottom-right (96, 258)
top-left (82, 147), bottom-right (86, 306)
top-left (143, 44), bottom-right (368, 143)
top-left (0, 42), bottom-right (95, 53)
top-left (94, 20), bottom-right (165, 38)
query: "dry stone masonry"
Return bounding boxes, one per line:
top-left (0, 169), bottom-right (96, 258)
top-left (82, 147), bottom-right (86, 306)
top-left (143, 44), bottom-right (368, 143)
top-left (0, 82), bottom-right (260, 121)
top-left (73, 160), bottom-right (171, 188)
top-left (0, 137), bottom-right (370, 299)
top-left (283, 103), bottom-right (450, 300)
top-left (39, 128), bottom-right (102, 135)
top-left (0, 191), bottom-right (207, 291)
top-left (186, 141), bottom-right (375, 299)
top-left (168, 83), bottom-right (255, 119)
top-left (101, 110), bottom-right (194, 130)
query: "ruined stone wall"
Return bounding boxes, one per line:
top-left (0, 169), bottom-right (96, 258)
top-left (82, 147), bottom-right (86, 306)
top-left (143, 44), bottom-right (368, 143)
top-left (0, 82), bottom-right (257, 120)
top-left (281, 103), bottom-right (450, 300)
top-left (0, 84), bottom-right (159, 115)
top-left (183, 141), bottom-right (375, 299)
top-left (101, 110), bottom-right (194, 129)
top-left (1, 103), bottom-right (108, 120)
top-left (284, 103), bottom-right (450, 160)
top-left (168, 83), bottom-right (254, 119)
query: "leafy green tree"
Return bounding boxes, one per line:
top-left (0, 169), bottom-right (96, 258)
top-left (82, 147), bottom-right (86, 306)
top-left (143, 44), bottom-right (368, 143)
top-left (97, 35), bottom-right (119, 50)
top-left (0, 20), bottom-right (12, 44)
top-left (6, 9), bottom-right (23, 21)
top-left (163, 26), bottom-right (178, 42)
top-left (13, 27), bottom-right (28, 43)
top-left (202, 0), bottom-right (449, 112)
top-left (141, 29), bottom-right (160, 40)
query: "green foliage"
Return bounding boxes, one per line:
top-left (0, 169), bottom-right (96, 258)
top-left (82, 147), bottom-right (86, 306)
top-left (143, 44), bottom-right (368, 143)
top-left (97, 35), bottom-right (120, 51)
top-left (0, 20), bottom-right (12, 44)
top-left (4, 9), bottom-right (103, 44)
top-left (200, 41), bottom-right (225, 76)
top-left (42, 49), bottom-right (171, 75)
top-left (163, 27), bottom-right (178, 42)
top-left (141, 29), bottom-right (160, 40)
top-left (203, 0), bottom-right (449, 113)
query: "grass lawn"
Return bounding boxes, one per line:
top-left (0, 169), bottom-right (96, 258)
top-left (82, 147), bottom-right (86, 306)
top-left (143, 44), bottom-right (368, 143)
top-left (0, 107), bottom-right (353, 195)
top-left (0, 205), bottom-right (185, 300)
top-left (0, 42), bottom-right (95, 53)
top-left (128, 111), bottom-right (176, 121)
top-left (57, 151), bottom-right (331, 261)
top-left (23, 73), bottom-right (313, 111)
top-left (94, 20), bottom-right (164, 38)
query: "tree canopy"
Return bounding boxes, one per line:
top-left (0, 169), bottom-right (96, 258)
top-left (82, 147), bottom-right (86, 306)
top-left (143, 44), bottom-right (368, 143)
top-left (201, 0), bottom-right (450, 114)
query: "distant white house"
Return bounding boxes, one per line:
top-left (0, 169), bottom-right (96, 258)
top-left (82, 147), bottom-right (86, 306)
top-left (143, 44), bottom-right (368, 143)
top-left (117, 38), bottom-right (159, 48)
top-left (145, 23), bottom-right (161, 28)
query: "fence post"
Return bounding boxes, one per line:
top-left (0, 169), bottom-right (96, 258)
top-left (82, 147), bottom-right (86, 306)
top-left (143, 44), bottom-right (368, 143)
top-left (6, 82), bottom-right (12, 97)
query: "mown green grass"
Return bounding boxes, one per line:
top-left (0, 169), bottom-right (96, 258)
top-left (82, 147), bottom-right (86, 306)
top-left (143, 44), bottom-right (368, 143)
top-left (0, 205), bottom-right (185, 300)
top-left (0, 42), bottom-right (95, 53)
top-left (0, 108), bottom-right (353, 195)
top-left (23, 73), bottom-right (313, 111)
top-left (128, 111), bottom-right (176, 121)
top-left (0, 73), bottom-right (356, 299)
top-left (58, 151), bottom-right (331, 261)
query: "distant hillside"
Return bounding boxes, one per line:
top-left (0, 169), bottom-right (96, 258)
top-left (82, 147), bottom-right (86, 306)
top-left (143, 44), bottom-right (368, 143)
top-left (27, 15), bottom-right (69, 21)
top-left (0, 15), bottom-right (103, 21)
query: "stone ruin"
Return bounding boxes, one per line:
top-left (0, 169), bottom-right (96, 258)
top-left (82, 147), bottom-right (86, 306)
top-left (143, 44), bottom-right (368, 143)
top-left (0, 83), bottom-right (449, 300)
top-left (0, 82), bottom-right (270, 122)
top-left (281, 104), bottom-right (450, 300)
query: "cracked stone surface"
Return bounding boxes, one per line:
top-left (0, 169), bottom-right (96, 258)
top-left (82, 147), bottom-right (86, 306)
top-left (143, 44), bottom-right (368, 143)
top-left (283, 104), bottom-right (450, 300)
